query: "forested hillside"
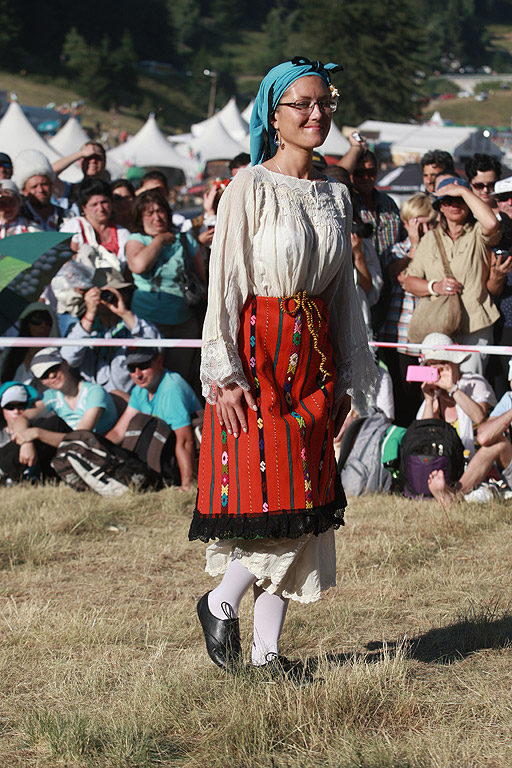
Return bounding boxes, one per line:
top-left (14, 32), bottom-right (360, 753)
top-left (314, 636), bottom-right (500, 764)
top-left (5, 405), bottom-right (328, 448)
top-left (1, 0), bottom-right (510, 127)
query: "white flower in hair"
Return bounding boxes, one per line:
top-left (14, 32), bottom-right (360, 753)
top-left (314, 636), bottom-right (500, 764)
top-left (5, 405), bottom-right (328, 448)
top-left (329, 84), bottom-right (339, 99)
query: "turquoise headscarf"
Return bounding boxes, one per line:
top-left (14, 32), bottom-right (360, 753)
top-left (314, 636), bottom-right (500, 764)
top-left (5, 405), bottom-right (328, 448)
top-left (249, 57), bottom-right (341, 166)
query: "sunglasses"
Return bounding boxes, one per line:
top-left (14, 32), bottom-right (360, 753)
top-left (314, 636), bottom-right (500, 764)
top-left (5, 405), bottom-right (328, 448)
top-left (496, 192), bottom-right (512, 203)
top-left (2, 401), bottom-right (27, 411)
top-left (440, 196), bottom-right (466, 206)
top-left (40, 363), bottom-right (62, 380)
top-left (28, 314), bottom-right (51, 325)
top-left (353, 167), bottom-right (377, 178)
top-left (471, 181), bottom-right (495, 191)
top-left (127, 359), bottom-right (154, 373)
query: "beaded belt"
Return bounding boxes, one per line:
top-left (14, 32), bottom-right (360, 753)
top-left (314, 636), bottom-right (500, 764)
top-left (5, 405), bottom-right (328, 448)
top-left (280, 290), bottom-right (330, 377)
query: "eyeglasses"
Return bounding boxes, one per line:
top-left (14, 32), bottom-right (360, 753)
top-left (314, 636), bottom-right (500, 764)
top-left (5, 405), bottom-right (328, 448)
top-left (127, 360), bottom-right (154, 373)
top-left (2, 402), bottom-right (27, 411)
top-left (278, 100), bottom-right (338, 115)
top-left (471, 181), bottom-right (495, 190)
top-left (353, 167), bottom-right (377, 178)
top-left (496, 192), bottom-right (512, 203)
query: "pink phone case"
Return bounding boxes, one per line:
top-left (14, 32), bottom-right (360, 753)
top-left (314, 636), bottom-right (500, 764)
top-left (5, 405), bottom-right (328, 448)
top-left (406, 365), bottom-right (439, 383)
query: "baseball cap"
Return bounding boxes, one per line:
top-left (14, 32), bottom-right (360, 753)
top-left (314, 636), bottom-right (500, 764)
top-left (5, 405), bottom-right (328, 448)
top-left (30, 347), bottom-right (64, 379)
top-left (125, 347), bottom-right (159, 367)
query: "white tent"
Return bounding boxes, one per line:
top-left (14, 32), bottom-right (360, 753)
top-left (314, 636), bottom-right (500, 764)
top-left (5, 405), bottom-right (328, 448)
top-left (321, 121), bottom-right (350, 157)
top-left (49, 116), bottom-right (89, 155)
top-left (241, 100), bottom-right (254, 124)
top-left (192, 97), bottom-right (249, 144)
top-left (427, 111), bottom-right (445, 127)
top-left (358, 119), bottom-right (418, 146)
top-left (108, 114), bottom-right (198, 183)
top-left (0, 101), bottom-right (62, 166)
top-left (391, 126), bottom-right (502, 162)
top-left (188, 116), bottom-right (248, 162)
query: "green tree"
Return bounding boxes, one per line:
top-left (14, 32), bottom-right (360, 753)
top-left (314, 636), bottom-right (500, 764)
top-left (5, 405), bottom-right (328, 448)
top-left (291, 0), bottom-right (426, 124)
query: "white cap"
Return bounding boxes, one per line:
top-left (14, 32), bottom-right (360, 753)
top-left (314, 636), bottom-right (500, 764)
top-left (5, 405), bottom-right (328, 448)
top-left (493, 176), bottom-right (512, 197)
top-left (0, 384), bottom-right (28, 407)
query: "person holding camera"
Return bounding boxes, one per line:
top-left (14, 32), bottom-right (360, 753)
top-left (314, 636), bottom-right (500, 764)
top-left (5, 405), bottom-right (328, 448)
top-left (62, 271), bottom-right (161, 400)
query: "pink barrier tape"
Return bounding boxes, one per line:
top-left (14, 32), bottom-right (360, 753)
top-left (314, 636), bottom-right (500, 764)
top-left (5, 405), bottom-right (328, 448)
top-left (0, 337), bottom-right (203, 348)
top-left (371, 341), bottom-right (512, 357)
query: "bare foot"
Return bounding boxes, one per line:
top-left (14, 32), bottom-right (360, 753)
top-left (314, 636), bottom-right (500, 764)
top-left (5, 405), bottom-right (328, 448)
top-left (428, 469), bottom-right (455, 507)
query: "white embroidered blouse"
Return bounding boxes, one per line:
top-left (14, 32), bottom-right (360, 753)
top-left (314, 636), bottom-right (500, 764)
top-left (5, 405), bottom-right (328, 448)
top-left (200, 165), bottom-right (376, 403)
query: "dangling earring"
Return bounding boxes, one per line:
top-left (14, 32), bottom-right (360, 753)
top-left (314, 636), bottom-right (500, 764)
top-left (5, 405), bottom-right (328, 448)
top-left (273, 131), bottom-right (281, 147)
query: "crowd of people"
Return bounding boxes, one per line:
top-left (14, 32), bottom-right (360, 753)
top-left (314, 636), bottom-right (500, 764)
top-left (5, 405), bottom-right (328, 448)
top-left (2, 57), bottom-right (512, 683)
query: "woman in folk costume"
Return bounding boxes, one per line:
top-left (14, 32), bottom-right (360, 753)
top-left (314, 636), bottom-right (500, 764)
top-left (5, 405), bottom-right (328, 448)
top-left (188, 57), bottom-right (377, 684)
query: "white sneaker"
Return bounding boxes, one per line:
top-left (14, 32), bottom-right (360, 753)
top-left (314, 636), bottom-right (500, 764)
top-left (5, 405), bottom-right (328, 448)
top-left (464, 484), bottom-right (493, 503)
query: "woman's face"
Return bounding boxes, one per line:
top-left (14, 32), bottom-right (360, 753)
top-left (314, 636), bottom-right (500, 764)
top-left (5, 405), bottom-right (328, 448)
top-left (0, 191), bottom-right (21, 222)
top-left (26, 311), bottom-right (52, 337)
top-left (272, 76), bottom-right (333, 153)
top-left (440, 197), bottom-right (469, 225)
top-left (40, 362), bottom-right (68, 390)
top-left (82, 195), bottom-right (112, 227)
top-left (142, 203), bottom-right (170, 237)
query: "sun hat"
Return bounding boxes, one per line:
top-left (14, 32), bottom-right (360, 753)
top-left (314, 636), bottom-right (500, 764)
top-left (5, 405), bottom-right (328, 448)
top-left (93, 268), bottom-right (133, 291)
top-left (0, 382), bottom-right (37, 408)
top-left (421, 333), bottom-right (471, 365)
top-left (13, 149), bottom-right (55, 191)
top-left (432, 176), bottom-right (471, 210)
top-left (30, 347), bottom-right (64, 379)
top-left (250, 56), bottom-right (341, 166)
top-left (492, 176), bottom-right (512, 197)
top-left (0, 179), bottom-right (20, 197)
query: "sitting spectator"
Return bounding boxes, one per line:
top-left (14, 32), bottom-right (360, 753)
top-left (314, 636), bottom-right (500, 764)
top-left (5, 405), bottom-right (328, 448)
top-left (0, 381), bottom-right (66, 484)
top-left (483, 177), bottom-right (512, 399)
top-left (125, 189), bottom-right (203, 383)
top-left (60, 179), bottom-right (131, 271)
top-left (0, 180), bottom-right (41, 238)
top-left (111, 179), bottom-right (136, 231)
top-left (11, 348), bottom-right (118, 455)
top-left (379, 193), bottom-right (437, 425)
top-left (52, 141), bottom-right (110, 212)
top-left (15, 149), bottom-right (72, 231)
top-left (464, 153), bottom-right (501, 209)
top-left (420, 150), bottom-right (455, 195)
top-left (62, 270), bottom-right (161, 398)
top-left (0, 152), bottom-right (13, 179)
top-left (135, 169), bottom-right (187, 233)
top-left (417, 333), bottom-right (496, 458)
top-left (404, 176), bottom-right (501, 374)
top-left (0, 303), bottom-right (60, 393)
top-left (105, 348), bottom-right (201, 491)
top-left (429, 381), bottom-right (512, 506)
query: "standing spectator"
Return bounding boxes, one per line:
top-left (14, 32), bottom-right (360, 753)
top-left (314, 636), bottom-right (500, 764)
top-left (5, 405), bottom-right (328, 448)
top-left (404, 176), bottom-right (501, 374)
top-left (0, 180), bottom-right (41, 238)
top-left (60, 179), bottom-right (131, 270)
top-left (464, 154), bottom-right (501, 209)
top-left (0, 152), bottom-right (13, 180)
top-left (420, 150), bottom-right (455, 195)
top-left (52, 141), bottom-right (110, 212)
top-left (125, 189), bottom-right (203, 384)
top-left (379, 193), bottom-right (437, 425)
top-left (111, 180), bottom-right (136, 231)
top-left (15, 149), bottom-right (72, 231)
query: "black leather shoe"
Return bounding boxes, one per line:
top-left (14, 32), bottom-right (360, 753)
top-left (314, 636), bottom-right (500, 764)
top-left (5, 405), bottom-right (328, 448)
top-left (197, 591), bottom-right (242, 671)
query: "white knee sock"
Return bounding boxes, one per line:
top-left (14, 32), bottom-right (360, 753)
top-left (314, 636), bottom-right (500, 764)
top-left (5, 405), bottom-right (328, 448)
top-left (251, 584), bottom-right (289, 665)
top-left (207, 558), bottom-right (257, 620)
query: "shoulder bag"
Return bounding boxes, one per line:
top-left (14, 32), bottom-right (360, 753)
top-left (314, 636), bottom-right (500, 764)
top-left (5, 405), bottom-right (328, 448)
top-left (407, 229), bottom-right (463, 344)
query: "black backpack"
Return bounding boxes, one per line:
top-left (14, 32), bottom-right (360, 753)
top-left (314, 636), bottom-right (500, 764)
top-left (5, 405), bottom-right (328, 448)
top-left (398, 418), bottom-right (465, 498)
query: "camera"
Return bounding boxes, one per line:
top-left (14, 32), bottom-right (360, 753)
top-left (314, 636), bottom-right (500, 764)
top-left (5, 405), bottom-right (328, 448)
top-left (100, 289), bottom-right (117, 306)
top-left (352, 221), bottom-right (374, 239)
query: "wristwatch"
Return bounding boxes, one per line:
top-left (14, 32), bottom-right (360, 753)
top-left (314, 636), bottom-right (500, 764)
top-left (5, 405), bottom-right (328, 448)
top-left (448, 383), bottom-right (459, 397)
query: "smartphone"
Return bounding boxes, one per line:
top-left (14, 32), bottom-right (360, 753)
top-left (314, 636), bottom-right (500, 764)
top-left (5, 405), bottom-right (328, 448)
top-left (406, 365), bottom-right (439, 383)
top-left (351, 131), bottom-right (363, 143)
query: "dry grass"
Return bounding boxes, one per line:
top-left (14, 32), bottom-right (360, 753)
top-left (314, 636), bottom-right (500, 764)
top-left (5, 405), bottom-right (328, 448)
top-left (0, 485), bottom-right (512, 767)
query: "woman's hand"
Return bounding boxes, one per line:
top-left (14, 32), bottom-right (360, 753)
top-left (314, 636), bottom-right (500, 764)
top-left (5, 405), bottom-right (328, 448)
top-left (332, 393), bottom-right (351, 436)
top-left (216, 383), bottom-right (257, 438)
top-left (19, 442), bottom-right (37, 467)
top-left (433, 277), bottom-right (463, 296)
top-left (490, 251), bottom-right (512, 282)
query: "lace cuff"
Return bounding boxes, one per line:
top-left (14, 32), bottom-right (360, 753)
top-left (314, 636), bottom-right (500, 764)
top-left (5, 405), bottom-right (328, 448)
top-left (201, 339), bottom-right (251, 404)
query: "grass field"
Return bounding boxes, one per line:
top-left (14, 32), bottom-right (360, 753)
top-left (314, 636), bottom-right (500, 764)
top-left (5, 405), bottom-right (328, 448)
top-left (1, 483), bottom-right (512, 767)
top-left (424, 88), bottom-right (512, 129)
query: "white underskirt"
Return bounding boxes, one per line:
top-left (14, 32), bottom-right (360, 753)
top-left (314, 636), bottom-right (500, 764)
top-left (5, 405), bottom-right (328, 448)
top-left (205, 528), bottom-right (336, 604)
